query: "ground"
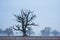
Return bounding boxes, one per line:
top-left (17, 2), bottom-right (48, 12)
top-left (0, 36), bottom-right (60, 40)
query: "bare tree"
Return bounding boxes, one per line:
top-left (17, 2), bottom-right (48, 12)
top-left (13, 10), bottom-right (37, 36)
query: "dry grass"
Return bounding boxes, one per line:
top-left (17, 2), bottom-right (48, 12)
top-left (0, 36), bottom-right (60, 40)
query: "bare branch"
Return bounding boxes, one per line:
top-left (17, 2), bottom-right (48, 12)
top-left (27, 10), bottom-right (32, 17)
top-left (25, 10), bottom-right (33, 29)
top-left (13, 27), bottom-right (19, 30)
top-left (27, 27), bottom-right (32, 30)
top-left (14, 14), bottom-right (22, 21)
top-left (23, 12), bottom-right (27, 17)
top-left (13, 25), bottom-right (22, 31)
top-left (27, 23), bottom-right (38, 26)
top-left (16, 20), bottom-right (22, 23)
top-left (28, 15), bottom-right (36, 22)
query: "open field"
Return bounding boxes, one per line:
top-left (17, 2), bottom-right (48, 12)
top-left (0, 36), bottom-right (60, 40)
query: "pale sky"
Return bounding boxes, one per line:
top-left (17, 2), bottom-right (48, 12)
top-left (0, 0), bottom-right (60, 36)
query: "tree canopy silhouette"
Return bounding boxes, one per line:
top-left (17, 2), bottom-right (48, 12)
top-left (13, 9), bottom-right (37, 36)
top-left (4, 27), bottom-right (13, 36)
top-left (41, 27), bottom-right (51, 36)
top-left (52, 30), bottom-right (59, 36)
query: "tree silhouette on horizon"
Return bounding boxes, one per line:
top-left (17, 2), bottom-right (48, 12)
top-left (52, 30), bottom-right (59, 36)
top-left (4, 27), bottom-right (13, 36)
top-left (41, 27), bottom-right (51, 36)
top-left (13, 9), bottom-right (37, 36)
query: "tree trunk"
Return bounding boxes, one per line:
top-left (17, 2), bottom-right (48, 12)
top-left (23, 30), bottom-right (27, 36)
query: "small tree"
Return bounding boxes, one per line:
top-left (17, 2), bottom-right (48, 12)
top-left (41, 29), bottom-right (46, 36)
top-left (41, 27), bottom-right (51, 36)
top-left (52, 30), bottom-right (59, 36)
top-left (5, 28), bottom-right (13, 36)
top-left (13, 10), bottom-right (37, 36)
top-left (44, 27), bottom-right (51, 36)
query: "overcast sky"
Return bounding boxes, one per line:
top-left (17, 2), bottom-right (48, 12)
top-left (0, 0), bottom-right (60, 36)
